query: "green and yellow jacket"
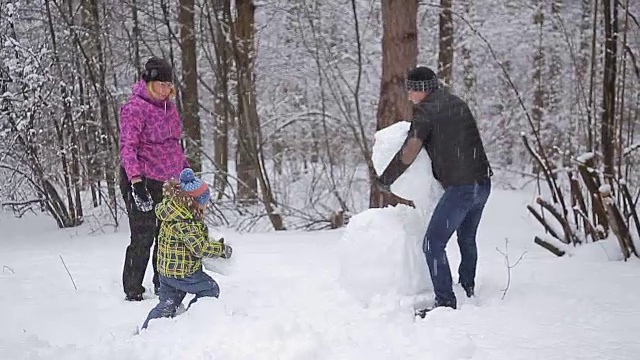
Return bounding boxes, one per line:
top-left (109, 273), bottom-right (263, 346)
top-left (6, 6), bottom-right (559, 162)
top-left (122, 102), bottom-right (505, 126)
top-left (155, 197), bottom-right (224, 278)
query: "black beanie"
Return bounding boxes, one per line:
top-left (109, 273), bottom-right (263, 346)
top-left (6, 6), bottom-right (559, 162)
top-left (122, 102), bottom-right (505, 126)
top-left (142, 57), bottom-right (173, 83)
top-left (405, 66), bottom-right (440, 92)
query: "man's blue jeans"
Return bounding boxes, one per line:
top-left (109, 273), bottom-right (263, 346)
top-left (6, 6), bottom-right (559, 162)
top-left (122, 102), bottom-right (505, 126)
top-left (423, 177), bottom-right (491, 308)
top-left (142, 270), bottom-right (219, 329)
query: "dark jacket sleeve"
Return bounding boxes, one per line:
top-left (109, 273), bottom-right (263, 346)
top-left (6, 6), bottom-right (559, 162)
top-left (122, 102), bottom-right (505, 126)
top-left (377, 112), bottom-right (432, 185)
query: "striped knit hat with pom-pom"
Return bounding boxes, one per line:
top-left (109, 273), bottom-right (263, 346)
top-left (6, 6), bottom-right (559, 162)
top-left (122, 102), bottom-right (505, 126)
top-left (179, 168), bottom-right (210, 206)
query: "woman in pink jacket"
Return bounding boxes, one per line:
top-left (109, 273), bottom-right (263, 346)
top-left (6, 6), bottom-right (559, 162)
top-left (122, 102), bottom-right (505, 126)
top-left (119, 57), bottom-right (190, 301)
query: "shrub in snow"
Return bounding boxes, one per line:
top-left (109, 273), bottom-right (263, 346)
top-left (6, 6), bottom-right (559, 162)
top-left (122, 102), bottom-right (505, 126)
top-left (337, 121), bottom-right (443, 305)
top-left (522, 135), bottom-right (640, 260)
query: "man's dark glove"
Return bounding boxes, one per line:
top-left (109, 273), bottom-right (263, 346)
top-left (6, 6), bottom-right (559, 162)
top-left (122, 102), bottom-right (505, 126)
top-left (131, 181), bottom-right (153, 212)
top-left (218, 239), bottom-right (233, 259)
top-left (374, 176), bottom-right (392, 193)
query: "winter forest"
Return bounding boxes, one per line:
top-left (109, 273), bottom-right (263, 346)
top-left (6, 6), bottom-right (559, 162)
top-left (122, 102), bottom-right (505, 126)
top-left (1, 0), bottom-right (640, 246)
top-left (3, 0), bottom-right (640, 358)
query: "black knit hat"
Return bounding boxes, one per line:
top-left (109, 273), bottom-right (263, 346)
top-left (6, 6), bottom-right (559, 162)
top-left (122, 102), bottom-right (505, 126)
top-left (405, 66), bottom-right (440, 92)
top-left (142, 57), bottom-right (173, 83)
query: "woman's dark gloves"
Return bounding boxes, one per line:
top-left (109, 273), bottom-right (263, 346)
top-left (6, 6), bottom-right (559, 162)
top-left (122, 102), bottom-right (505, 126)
top-left (131, 181), bottom-right (153, 212)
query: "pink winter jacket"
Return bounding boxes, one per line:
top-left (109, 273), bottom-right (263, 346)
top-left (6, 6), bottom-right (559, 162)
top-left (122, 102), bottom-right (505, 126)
top-left (119, 80), bottom-right (189, 182)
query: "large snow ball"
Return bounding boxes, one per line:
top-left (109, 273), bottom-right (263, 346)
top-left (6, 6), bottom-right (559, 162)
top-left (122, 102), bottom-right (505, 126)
top-left (337, 121), bottom-right (442, 305)
top-left (337, 206), bottom-right (432, 304)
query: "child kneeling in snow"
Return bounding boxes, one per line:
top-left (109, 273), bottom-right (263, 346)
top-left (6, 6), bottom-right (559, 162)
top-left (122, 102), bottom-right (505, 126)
top-left (142, 168), bottom-right (232, 329)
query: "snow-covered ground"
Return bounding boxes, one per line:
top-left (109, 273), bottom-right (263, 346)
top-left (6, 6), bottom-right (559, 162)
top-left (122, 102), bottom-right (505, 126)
top-left (2, 186), bottom-right (640, 360)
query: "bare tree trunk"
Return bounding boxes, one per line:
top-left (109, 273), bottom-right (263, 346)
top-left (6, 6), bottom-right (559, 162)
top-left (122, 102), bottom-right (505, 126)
top-left (160, 0), bottom-right (183, 115)
top-left (64, 0), bottom-right (84, 220)
top-left (549, 0), bottom-right (570, 165)
top-left (210, 0), bottom-right (231, 197)
top-left (498, 60), bottom-right (515, 165)
top-left (579, 0), bottom-right (592, 83)
top-left (577, 0), bottom-right (593, 152)
top-left (179, 0), bottom-right (202, 173)
top-left (438, 0), bottom-right (454, 86)
top-left (532, 0), bottom-right (545, 149)
top-left (375, 0), bottom-right (418, 130)
top-left (371, 0), bottom-right (418, 209)
top-left (234, 0), bottom-right (259, 202)
top-left (45, 0), bottom-right (82, 226)
top-left (230, 0), bottom-right (284, 229)
top-left (130, 0), bottom-right (142, 73)
top-left (68, 113), bottom-right (83, 221)
top-left (83, 0), bottom-right (118, 214)
top-left (601, 0), bottom-right (617, 178)
top-left (615, 0), bottom-right (628, 187)
top-left (619, 0), bottom-right (640, 183)
top-left (586, 0), bottom-right (599, 152)
top-left (61, 0), bottom-right (96, 209)
top-left (460, 0), bottom-right (476, 110)
top-left (548, 0), bottom-right (563, 116)
top-left (61, 0), bottom-right (88, 216)
top-left (77, 66), bottom-right (99, 208)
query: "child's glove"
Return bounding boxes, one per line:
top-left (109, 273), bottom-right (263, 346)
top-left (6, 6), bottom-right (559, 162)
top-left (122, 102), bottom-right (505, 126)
top-left (218, 239), bottom-right (233, 259)
top-left (202, 239), bottom-right (235, 275)
top-left (131, 182), bottom-right (153, 212)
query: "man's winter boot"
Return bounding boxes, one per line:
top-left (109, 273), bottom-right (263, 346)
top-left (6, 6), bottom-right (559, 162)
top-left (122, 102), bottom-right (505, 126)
top-left (415, 299), bottom-right (456, 318)
top-left (463, 285), bottom-right (475, 298)
top-left (458, 280), bottom-right (475, 298)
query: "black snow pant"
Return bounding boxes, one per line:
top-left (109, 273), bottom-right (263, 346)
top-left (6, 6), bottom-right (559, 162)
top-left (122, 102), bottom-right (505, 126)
top-left (120, 167), bottom-right (165, 297)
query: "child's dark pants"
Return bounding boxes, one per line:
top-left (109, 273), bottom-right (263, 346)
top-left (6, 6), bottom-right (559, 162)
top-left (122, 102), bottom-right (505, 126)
top-left (142, 270), bottom-right (220, 329)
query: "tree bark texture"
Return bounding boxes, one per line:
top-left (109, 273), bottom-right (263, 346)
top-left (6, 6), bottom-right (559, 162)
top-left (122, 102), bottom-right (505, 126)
top-left (371, 0), bottom-right (419, 209)
top-left (234, 0), bottom-right (259, 202)
top-left (438, 0), bottom-right (454, 86)
top-left (601, 0), bottom-right (617, 178)
top-left (375, 0), bottom-right (418, 131)
top-left (179, 0), bottom-right (202, 172)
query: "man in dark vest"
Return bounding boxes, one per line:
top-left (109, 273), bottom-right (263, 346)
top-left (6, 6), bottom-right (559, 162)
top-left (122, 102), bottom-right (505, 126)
top-left (377, 66), bottom-right (493, 316)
